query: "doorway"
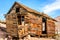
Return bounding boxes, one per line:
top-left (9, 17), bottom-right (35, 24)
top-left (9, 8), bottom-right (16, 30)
top-left (42, 17), bottom-right (47, 34)
top-left (17, 15), bottom-right (21, 25)
top-left (17, 15), bottom-right (24, 25)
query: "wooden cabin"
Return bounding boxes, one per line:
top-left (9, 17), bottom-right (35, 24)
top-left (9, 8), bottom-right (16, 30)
top-left (5, 2), bottom-right (56, 39)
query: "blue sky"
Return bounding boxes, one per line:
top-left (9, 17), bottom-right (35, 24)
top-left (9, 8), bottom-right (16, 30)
top-left (0, 0), bottom-right (60, 21)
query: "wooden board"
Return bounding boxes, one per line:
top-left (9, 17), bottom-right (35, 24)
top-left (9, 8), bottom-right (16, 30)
top-left (47, 19), bottom-right (55, 36)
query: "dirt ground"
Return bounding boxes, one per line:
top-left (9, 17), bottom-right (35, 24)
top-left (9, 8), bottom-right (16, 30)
top-left (0, 37), bottom-right (56, 40)
top-left (19, 37), bottom-right (56, 40)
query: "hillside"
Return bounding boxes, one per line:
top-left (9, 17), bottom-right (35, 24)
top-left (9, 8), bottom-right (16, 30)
top-left (55, 16), bottom-right (60, 34)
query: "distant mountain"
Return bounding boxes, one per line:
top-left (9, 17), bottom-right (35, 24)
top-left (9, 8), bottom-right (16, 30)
top-left (55, 16), bottom-right (60, 22)
top-left (0, 23), bottom-right (6, 28)
top-left (55, 16), bottom-right (60, 34)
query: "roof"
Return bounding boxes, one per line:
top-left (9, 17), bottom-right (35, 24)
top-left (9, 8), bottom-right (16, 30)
top-left (6, 2), bottom-right (56, 21)
top-left (7, 2), bottom-right (42, 15)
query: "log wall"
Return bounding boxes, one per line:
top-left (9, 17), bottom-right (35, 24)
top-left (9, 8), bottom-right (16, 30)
top-left (6, 13), bottom-right (18, 37)
top-left (47, 19), bottom-right (55, 37)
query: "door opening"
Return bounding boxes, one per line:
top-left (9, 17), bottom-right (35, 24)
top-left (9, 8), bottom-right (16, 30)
top-left (17, 15), bottom-right (21, 25)
top-left (42, 17), bottom-right (47, 34)
top-left (17, 15), bottom-right (24, 25)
